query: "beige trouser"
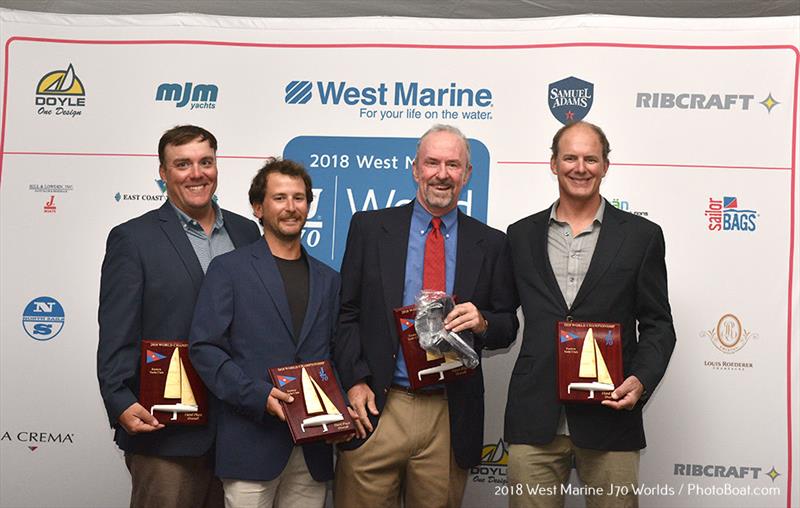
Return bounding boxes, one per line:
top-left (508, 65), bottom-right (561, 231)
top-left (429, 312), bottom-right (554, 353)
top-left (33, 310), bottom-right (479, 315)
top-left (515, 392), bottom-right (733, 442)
top-left (125, 451), bottom-right (223, 508)
top-left (222, 447), bottom-right (326, 508)
top-left (334, 387), bottom-right (468, 508)
top-left (508, 436), bottom-right (640, 508)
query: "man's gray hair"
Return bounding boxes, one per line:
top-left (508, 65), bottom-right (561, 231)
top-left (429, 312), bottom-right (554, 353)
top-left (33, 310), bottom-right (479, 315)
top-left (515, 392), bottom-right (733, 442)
top-left (415, 124), bottom-right (471, 164)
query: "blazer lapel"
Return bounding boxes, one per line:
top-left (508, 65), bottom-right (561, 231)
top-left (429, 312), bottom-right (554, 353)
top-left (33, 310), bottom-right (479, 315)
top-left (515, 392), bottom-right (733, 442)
top-left (378, 204), bottom-right (413, 344)
top-left (222, 208), bottom-right (252, 248)
top-left (571, 201), bottom-right (627, 310)
top-left (251, 240), bottom-right (294, 337)
top-left (296, 252), bottom-right (324, 348)
top-left (158, 202), bottom-right (204, 292)
top-left (453, 213), bottom-right (483, 300)
top-left (530, 212), bottom-right (569, 311)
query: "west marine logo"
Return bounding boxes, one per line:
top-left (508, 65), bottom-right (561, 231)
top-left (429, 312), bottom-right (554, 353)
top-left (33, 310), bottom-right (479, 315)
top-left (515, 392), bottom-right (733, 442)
top-left (35, 64), bottom-right (85, 117)
top-left (284, 80), bottom-right (493, 108)
top-left (636, 92), bottom-right (780, 113)
top-left (155, 82), bottom-right (218, 109)
top-left (470, 438), bottom-right (508, 485)
top-left (548, 76), bottom-right (594, 124)
top-left (705, 196), bottom-right (758, 232)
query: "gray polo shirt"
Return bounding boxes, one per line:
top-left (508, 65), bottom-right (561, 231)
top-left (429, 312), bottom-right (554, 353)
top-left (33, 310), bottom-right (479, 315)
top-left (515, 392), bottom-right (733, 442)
top-left (171, 200), bottom-right (236, 273)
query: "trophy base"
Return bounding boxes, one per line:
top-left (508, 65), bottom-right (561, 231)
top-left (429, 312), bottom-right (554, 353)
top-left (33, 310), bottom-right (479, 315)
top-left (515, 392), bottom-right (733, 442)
top-left (301, 414), bottom-right (345, 433)
top-left (417, 360), bottom-right (463, 381)
top-left (150, 403), bottom-right (200, 420)
top-left (567, 382), bottom-right (615, 399)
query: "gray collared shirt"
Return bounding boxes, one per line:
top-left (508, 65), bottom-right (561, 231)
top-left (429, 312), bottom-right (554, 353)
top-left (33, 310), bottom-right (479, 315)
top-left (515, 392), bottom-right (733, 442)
top-left (548, 198), bottom-right (605, 435)
top-left (170, 200), bottom-right (236, 273)
top-left (547, 198), bottom-right (606, 309)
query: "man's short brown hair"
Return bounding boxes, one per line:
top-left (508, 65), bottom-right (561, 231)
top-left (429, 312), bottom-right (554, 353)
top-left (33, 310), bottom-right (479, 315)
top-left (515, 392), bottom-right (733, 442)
top-left (158, 125), bottom-right (218, 166)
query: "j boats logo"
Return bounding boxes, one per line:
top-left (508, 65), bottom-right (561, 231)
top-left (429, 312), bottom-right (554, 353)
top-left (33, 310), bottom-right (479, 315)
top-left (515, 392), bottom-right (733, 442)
top-left (705, 196), bottom-right (758, 232)
top-left (156, 82), bottom-right (218, 109)
top-left (22, 297), bottom-right (65, 341)
top-left (284, 80), bottom-right (494, 121)
top-left (700, 314), bottom-right (758, 365)
top-left (35, 63), bottom-right (85, 117)
top-left (548, 76), bottom-right (594, 124)
top-left (471, 439), bottom-right (508, 485)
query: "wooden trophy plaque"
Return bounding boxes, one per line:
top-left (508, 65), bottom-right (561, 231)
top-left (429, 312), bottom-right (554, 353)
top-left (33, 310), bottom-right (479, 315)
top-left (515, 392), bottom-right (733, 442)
top-left (268, 360), bottom-right (355, 444)
top-left (557, 322), bottom-right (623, 403)
top-left (393, 304), bottom-right (475, 390)
top-left (139, 340), bottom-right (208, 425)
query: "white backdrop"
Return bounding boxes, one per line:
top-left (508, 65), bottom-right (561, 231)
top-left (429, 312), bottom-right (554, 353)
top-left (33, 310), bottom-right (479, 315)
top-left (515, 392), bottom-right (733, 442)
top-left (0, 8), bottom-right (798, 508)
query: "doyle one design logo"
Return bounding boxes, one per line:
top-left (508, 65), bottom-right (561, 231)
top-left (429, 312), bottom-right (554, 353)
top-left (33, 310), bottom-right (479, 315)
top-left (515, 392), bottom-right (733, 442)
top-left (22, 296), bottom-right (65, 341)
top-left (35, 63), bottom-right (85, 117)
top-left (470, 438), bottom-right (509, 485)
top-left (705, 196), bottom-right (758, 232)
top-left (548, 76), bottom-right (594, 124)
top-left (284, 80), bottom-right (492, 108)
top-left (155, 82), bottom-right (218, 109)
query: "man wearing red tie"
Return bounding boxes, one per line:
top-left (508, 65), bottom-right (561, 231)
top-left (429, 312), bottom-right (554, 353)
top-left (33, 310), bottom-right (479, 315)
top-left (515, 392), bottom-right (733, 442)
top-left (333, 124), bottom-right (519, 507)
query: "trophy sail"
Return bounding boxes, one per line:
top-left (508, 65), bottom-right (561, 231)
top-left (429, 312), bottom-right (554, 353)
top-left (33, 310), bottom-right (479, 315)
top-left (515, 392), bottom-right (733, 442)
top-left (300, 367), bottom-right (343, 433)
top-left (567, 328), bottom-right (615, 398)
top-left (150, 347), bottom-right (199, 419)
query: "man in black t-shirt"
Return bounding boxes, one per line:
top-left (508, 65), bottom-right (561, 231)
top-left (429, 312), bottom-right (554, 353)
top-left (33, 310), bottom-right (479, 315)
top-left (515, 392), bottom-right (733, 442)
top-left (189, 159), bottom-right (351, 508)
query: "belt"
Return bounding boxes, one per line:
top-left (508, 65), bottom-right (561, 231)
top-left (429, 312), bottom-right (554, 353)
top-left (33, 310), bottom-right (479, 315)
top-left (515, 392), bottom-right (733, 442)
top-left (390, 383), bottom-right (445, 396)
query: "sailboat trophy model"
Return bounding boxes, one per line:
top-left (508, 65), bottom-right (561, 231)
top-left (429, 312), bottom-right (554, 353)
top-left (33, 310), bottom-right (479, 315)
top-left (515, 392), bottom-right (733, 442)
top-left (557, 322), bottom-right (622, 403)
top-left (139, 340), bottom-right (207, 425)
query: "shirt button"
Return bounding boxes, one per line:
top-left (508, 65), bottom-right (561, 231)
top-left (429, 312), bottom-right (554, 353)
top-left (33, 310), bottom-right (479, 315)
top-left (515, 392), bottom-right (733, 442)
top-left (392, 354), bottom-right (396, 359)
top-left (564, 231), bottom-right (570, 236)
top-left (571, 252), bottom-right (578, 258)
top-left (569, 277), bottom-right (575, 283)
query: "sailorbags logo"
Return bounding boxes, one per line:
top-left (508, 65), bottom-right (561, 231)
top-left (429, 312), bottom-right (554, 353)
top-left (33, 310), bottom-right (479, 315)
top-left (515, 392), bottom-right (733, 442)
top-left (35, 63), bottom-right (85, 117)
top-left (548, 76), bottom-right (594, 124)
top-left (705, 196), bottom-right (758, 232)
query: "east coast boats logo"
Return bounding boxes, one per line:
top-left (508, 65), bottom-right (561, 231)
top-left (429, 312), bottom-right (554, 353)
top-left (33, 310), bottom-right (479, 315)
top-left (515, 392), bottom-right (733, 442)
top-left (115, 179), bottom-right (167, 203)
top-left (548, 76), bottom-right (594, 124)
top-left (35, 63), bottom-right (85, 117)
top-left (470, 438), bottom-right (508, 485)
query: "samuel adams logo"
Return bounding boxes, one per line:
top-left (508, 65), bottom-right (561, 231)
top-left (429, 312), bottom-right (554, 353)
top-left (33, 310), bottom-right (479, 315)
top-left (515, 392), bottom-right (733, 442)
top-left (548, 76), bottom-right (594, 124)
top-left (35, 63), bottom-right (85, 117)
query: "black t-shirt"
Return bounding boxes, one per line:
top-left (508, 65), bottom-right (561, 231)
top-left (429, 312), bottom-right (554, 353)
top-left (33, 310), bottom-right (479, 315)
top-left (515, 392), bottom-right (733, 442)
top-left (273, 253), bottom-right (309, 343)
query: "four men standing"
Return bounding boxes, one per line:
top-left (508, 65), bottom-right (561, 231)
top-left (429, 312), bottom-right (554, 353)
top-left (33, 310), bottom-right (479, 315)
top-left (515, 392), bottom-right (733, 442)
top-left (98, 120), bottom-right (673, 507)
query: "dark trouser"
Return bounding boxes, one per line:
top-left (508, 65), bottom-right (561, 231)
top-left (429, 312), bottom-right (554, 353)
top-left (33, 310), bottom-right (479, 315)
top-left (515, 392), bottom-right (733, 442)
top-left (125, 451), bottom-right (224, 508)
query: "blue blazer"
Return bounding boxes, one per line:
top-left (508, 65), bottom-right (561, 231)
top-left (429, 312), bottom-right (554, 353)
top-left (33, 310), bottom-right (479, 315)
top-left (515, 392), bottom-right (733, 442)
top-left (189, 239), bottom-right (341, 481)
top-left (97, 201), bottom-right (261, 455)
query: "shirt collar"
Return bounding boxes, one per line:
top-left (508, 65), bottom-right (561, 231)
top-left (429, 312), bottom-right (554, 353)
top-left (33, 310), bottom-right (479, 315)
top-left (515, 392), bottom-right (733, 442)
top-left (549, 197), bottom-right (605, 225)
top-left (170, 199), bottom-right (225, 232)
top-left (412, 199), bottom-right (459, 234)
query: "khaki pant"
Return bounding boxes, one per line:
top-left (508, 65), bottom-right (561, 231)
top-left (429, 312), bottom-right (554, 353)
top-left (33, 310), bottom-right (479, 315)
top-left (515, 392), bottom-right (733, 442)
top-left (334, 388), bottom-right (468, 508)
top-left (125, 451), bottom-right (223, 508)
top-left (222, 447), bottom-right (326, 508)
top-left (507, 436), bottom-right (639, 508)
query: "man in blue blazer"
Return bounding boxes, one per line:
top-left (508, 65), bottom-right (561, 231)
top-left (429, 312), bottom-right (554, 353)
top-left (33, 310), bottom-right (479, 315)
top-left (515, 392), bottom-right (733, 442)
top-left (505, 121), bottom-right (676, 508)
top-left (333, 125), bottom-right (519, 508)
top-left (189, 159), bottom-right (345, 507)
top-left (97, 125), bottom-right (261, 508)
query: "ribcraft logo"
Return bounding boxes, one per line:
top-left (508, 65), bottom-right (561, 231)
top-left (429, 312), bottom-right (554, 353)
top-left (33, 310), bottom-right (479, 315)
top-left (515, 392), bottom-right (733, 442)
top-left (548, 76), bottom-right (594, 124)
top-left (705, 196), bottom-right (758, 232)
top-left (636, 91), bottom-right (780, 113)
top-left (284, 80), bottom-right (494, 121)
top-left (35, 64), bottom-right (85, 117)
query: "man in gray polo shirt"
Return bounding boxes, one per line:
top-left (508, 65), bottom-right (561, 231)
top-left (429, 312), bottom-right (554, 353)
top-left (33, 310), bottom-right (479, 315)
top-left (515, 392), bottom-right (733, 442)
top-left (97, 125), bottom-right (260, 508)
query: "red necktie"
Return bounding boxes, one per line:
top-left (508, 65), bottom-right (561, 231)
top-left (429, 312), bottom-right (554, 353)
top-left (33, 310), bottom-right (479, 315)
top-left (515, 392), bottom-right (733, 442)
top-left (423, 217), bottom-right (446, 291)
